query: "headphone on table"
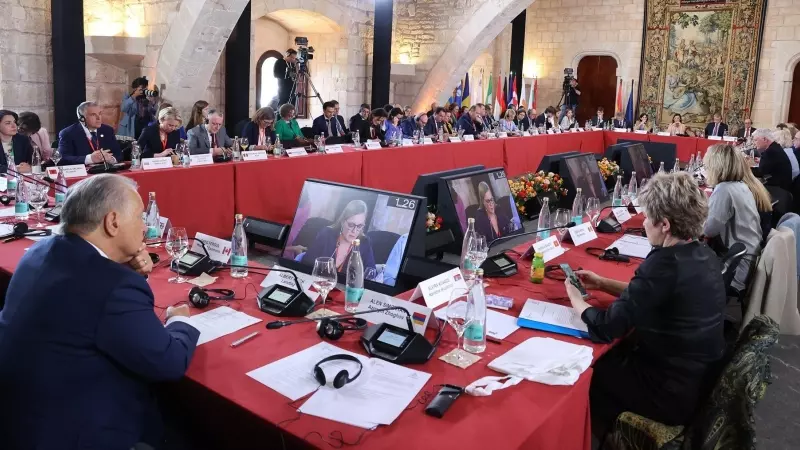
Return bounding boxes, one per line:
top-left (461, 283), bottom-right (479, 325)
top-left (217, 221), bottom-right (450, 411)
top-left (586, 247), bottom-right (630, 263)
top-left (313, 354), bottom-right (363, 389)
top-left (0, 195), bottom-right (10, 206)
top-left (316, 317), bottom-right (368, 341)
top-left (188, 286), bottom-right (235, 309)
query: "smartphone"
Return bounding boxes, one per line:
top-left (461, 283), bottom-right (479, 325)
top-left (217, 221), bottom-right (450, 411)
top-left (559, 263), bottom-right (588, 298)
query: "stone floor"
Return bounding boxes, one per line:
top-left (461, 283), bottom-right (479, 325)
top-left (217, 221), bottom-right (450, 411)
top-left (755, 334), bottom-right (800, 449)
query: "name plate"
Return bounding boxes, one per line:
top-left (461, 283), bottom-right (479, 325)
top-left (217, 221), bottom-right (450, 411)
top-left (532, 235), bottom-right (565, 263)
top-left (356, 291), bottom-right (431, 334)
top-left (364, 141), bottom-right (382, 150)
top-left (286, 148), bottom-right (309, 157)
top-left (546, 129), bottom-right (554, 134)
top-left (613, 207), bottom-right (632, 224)
top-left (567, 222), bottom-right (598, 246)
top-left (657, 132), bottom-right (670, 136)
top-left (242, 150), bottom-right (269, 161)
top-left (521, 131), bottom-right (530, 136)
top-left (189, 153), bottom-right (214, 166)
top-left (592, 127), bottom-right (602, 131)
top-left (529, 130), bottom-right (539, 135)
top-left (708, 135), bottom-right (723, 141)
top-left (723, 136), bottom-right (737, 142)
top-left (61, 164), bottom-right (88, 178)
top-left (570, 128), bottom-right (578, 133)
top-left (463, 134), bottom-right (475, 141)
top-left (0, 177), bottom-right (6, 191)
top-left (402, 138), bottom-right (414, 146)
top-left (259, 264), bottom-right (320, 302)
top-left (614, 128), bottom-right (627, 132)
top-left (497, 132), bottom-right (509, 138)
top-left (409, 268), bottom-right (468, 309)
top-left (487, 133), bottom-right (498, 139)
top-left (554, 128), bottom-right (562, 134)
top-left (448, 136), bottom-right (462, 142)
top-left (422, 137), bottom-right (434, 145)
top-left (324, 144), bottom-right (343, 153)
top-left (142, 157), bottom-right (172, 170)
top-left (191, 232), bottom-right (232, 264)
top-left (634, 130), bottom-right (648, 134)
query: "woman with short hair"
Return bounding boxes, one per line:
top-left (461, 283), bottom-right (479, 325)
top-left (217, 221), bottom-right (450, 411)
top-left (137, 107), bottom-right (183, 159)
top-left (274, 104), bottom-right (306, 143)
top-left (242, 107), bottom-right (277, 150)
top-left (498, 109), bottom-right (519, 132)
top-left (564, 172), bottom-right (726, 435)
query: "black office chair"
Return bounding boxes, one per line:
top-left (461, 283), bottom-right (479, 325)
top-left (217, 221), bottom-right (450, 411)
top-left (301, 127), bottom-right (314, 139)
top-left (790, 176), bottom-right (800, 213)
top-left (291, 217), bottom-right (333, 248)
top-left (765, 186), bottom-right (792, 229)
top-left (720, 242), bottom-right (747, 297)
top-left (366, 230), bottom-right (401, 265)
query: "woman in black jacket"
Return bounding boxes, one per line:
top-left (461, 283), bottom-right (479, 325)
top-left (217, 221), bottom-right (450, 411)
top-left (137, 107), bottom-right (182, 159)
top-left (564, 172), bottom-right (726, 436)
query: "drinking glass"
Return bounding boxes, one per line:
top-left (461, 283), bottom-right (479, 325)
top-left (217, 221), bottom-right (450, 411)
top-left (585, 197), bottom-right (601, 227)
top-left (446, 288), bottom-right (475, 361)
top-left (312, 257), bottom-right (337, 310)
top-left (467, 235), bottom-right (488, 279)
top-left (621, 184), bottom-right (631, 206)
top-left (351, 132), bottom-right (361, 147)
top-left (165, 227), bottom-right (189, 283)
top-left (553, 208), bottom-right (570, 243)
top-left (28, 183), bottom-right (48, 228)
top-left (240, 137), bottom-right (249, 152)
top-left (51, 148), bottom-right (61, 166)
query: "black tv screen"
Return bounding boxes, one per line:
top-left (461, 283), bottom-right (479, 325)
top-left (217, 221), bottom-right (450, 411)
top-left (562, 154), bottom-right (609, 202)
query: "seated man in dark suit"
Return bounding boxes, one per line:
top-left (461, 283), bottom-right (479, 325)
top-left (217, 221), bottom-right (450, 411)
top-left (331, 100), bottom-right (348, 136)
top-left (58, 101), bottom-right (122, 166)
top-left (0, 109), bottom-right (34, 173)
top-left (534, 106), bottom-right (557, 130)
top-left (611, 111), bottom-right (630, 129)
top-left (0, 174), bottom-right (200, 449)
top-left (349, 103), bottom-right (370, 134)
top-left (589, 106), bottom-right (606, 128)
top-left (754, 128), bottom-right (793, 191)
top-left (424, 107), bottom-right (446, 136)
top-left (187, 108), bottom-right (233, 156)
top-left (359, 108), bottom-right (388, 144)
top-left (736, 118), bottom-right (756, 139)
top-left (402, 113), bottom-right (427, 139)
top-left (311, 101), bottom-right (347, 140)
top-left (457, 105), bottom-right (481, 137)
top-left (704, 113), bottom-right (729, 138)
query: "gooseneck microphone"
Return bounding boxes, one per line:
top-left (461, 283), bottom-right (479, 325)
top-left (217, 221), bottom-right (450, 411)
top-left (266, 305), bottom-right (414, 332)
top-left (487, 222), bottom-right (576, 250)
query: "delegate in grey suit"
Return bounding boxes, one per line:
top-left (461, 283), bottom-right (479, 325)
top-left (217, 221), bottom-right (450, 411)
top-left (187, 123), bottom-right (234, 155)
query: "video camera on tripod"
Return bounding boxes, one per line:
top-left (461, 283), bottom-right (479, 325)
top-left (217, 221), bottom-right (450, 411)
top-left (294, 36), bottom-right (315, 73)
top-left (562, 68), bottom-right (574, 93)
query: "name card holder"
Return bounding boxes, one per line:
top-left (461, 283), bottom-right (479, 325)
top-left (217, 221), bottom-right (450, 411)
top-left (190, 153), bottom-right (214, 166)
top-left (286, 148), bottom-right (309, 157)
top-left (60, 164), bottom-right (89, 178)
top-left (463, 135), bottom-right (475, 141)
top-left (142, 157), bottom-right (172, 171)
top-left (242, 150), bottom-right (269, 161)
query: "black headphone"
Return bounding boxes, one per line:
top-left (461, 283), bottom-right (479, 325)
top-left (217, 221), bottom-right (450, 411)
top-left (313, 354), bottom-right (363, 389)
top-left (188, 287), bottom-right (235, 309)
top-left (0, 195), bottom-right (11, 206)
top-left (586, 247), bottom-right (630, 263)
top-left (316, 318), bottom-right (368, 341)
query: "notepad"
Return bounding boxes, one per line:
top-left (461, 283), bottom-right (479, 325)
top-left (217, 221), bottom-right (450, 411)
top-left (608, 234), bottom-right (652, 259)
top-left (517, 299), bottom-right (588, 339)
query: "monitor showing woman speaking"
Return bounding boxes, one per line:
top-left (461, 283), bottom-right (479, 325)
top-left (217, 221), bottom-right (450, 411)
top-left (445, 169), bottom-right (523, 243)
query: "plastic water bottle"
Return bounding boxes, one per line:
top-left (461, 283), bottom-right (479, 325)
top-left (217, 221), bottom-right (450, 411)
top-left (537, 197), bottom-right (551, 240)
top-left (144, 192), bottom-right (161, 246)
top-left (571, 187), bottom-right (584, 225)
top-left (230, 214), bottom-right (248, 278)
top-left (55, 168), bottom-right (67, 205)
top-left (463, 269), bottom-right (487, 354)
top-left (670, 158), bottom-right (679, 173)
top-left (6, 161), bottom-right (17, 199)
top-left (461, 218), bottom-right (477, 274)
top-left (273, 136), bottom-right (283, 156)
top-left (658, 161), bottom-right (665, 173)
top-left (131, 142), bottom-right (142, 170)
top-left (628, 172), bottom-right (638, 203)
top-left (14, 174), bottom-right (29, 220)
top-left (31, 145), bottom-right (42, 174)
top-left (345, 238), bottom-right (364, 313)
top-left (612, 175), bottom-right (624, 207)
top-left (687, 154), bottom-right (696, 172)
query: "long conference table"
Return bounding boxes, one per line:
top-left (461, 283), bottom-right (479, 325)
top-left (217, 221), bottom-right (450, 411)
top-left (0, 200), bottom-right (647, 449)
top-left (36, 131), bottom-right (719, 239)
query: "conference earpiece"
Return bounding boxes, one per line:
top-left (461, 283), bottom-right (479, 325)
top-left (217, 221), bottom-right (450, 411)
top-left (315, 317), bottom-right (368, 341)
top-left (586, 247), bottom-right (630, 263)
top-left (313, 354), bottom-right (363, 389)
top-left (188, 287), bottom-right (235, 309)
top-left (0, 195), bottom-right (10, 206)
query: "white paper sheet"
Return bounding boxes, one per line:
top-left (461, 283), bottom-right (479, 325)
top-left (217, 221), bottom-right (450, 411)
top-left (488, 337), bottom-right (593, 385)
top-left (246, 342), bottom-right (366, 401)
top-left (607, 234), bottom-right (652, 259)
top-left (0, 207), bottom-right (15, 218)
top-left (25, 224), bottom-right (62, 242)
top-left (299, 358), bottom-right (430, 427)
top-left (187, 306), bottom-right (262, 345)
top-left (518, 299), bottom-right (588, 333)
top-left (434, 301), bottom-right (520, 340)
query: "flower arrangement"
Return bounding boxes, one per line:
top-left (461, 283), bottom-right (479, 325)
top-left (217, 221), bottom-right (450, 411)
top-left (426, 211), bottom-right (443, 232)
top-left (509, 171), bottom-right (567, 216)
top-left (597, 158), bottom-right (620, 180)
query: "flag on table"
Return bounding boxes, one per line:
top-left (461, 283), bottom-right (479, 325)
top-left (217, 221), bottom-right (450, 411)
top-left (519, 78), bottom-right (527, 109)
top-left (462, 72), bottom-right (471, 108)
top-left (531, 78), bottom-right (537, 110)
top-left (511, 75), bottom-right (519, 107)
top-left (485, 73), bottom-right (493, 105)
top-left (497, 74), bottom-right (506, 114)
top-left (615, 79), bottom-right (623, 114)
top-left (455, 79), bottom-right (463, 107)
top-left (476, 70), bottom-right (484, 108)
top-left (625, 80), bottom-right (634, 125)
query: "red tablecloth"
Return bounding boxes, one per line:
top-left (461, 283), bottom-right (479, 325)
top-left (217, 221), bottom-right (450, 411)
top-left (546, 132), bottom-right (585, 155)
top-left (603, 131), bottom-right (647, 149)
top-left (579, 130), bottom-right (606, 155)
top-left (0, 212), bottom-right (645, 449)
top-left (360, 144), bottom-right (456, 193)
top-left (503, 135), bottom-right (549, 177)
top-left (695, 137), bottom-right (721, 155)
top-left (233, 150), bottom-right (363, 225)
top-left (452, 138), bottom-right (506, 170)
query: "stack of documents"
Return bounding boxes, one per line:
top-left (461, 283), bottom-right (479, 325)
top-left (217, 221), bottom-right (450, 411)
top-left (488, 337), bottom-right (593, 385)
top-left (517, 299), bottom-right (589, 339)
top-left (608, 234), bottom-right (652, 259)
top-left (247, 342), bottom-right (431, 429)
top-left (185, 306), bottom-right (262, 345)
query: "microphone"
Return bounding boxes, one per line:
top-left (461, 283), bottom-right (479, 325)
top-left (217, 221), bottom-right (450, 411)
top-left (266, 305), bottom-right (414, 333)
top-left (5, 167), bottom-right (62, 189)
top-left (488, 222), bottom-right (576, 250)
top-left (0, 223), bottom-right (29, 240)
top-left (148, 237), bottom-right (216, 265)
top-left (223, 264), bottom-right (306, 295)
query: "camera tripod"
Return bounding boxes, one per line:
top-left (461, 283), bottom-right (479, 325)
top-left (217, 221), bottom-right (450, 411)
top-left (289, 66), bottom-right (324, 111)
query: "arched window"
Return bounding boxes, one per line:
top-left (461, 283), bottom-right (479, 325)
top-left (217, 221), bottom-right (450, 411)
top-left (256, 50), bottom-right (309, 118)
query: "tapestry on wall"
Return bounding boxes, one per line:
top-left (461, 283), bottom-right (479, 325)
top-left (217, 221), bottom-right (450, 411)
top-left (638, 0), bottom-right (766, 132)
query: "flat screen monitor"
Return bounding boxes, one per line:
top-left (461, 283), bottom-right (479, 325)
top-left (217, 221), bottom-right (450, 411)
top-left (625, 143), bottom-right (653, 185)
top-left (410, 165), bottom-right (485, 208)
top-left (619, 139), bottom-right (677, 172)
top-left (561, 154), bottom-right (609, 204)
top-left (442, 168), bottom-right (523, 244)
top-left (280, 180), bottom-right (424, 293)
top-left (537, 151), bottom-right (580, 174)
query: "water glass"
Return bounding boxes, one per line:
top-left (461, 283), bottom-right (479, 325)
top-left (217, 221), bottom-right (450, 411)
top-left (351, 132), bottom-right (361, 147)
top-left (585, 197), bottom-right (601, 227)
top-left (51, 148), bottom-right (61, 166)
top-left (29, 183), bottom-right (48, 228)
top-left (552, 209), bottom-right (570, 243)
top-left (446, 288), bottom-right (475, 360)
top-left (166, 227), bottom-right (189, 283)
top-left (312, 257), bottom-right (337, 310)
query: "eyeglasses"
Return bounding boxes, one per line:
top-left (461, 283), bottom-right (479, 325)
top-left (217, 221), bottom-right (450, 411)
top-left (484, 197), bottom-right (495, 205)
top-left (344, 221), bottom-right (365, 232)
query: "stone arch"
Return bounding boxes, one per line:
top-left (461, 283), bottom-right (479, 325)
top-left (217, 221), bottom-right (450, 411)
top-left (411, 0), bottom-right (534, 112)
top-left (569, 51), bottom-right (623, 78)
top-left (772, 41), bottom-right (800, 124)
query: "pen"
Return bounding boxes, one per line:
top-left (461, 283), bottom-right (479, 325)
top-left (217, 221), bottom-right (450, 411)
top-left (231, 331), bottom-right (260, 348)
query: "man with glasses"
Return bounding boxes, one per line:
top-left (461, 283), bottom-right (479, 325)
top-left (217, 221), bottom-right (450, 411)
top-left (187, 109), bottom-right (233, 156)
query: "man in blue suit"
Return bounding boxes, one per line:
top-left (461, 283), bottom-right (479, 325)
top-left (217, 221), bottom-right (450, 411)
top-left (457, 106), bottom-right (480, 137)
top-left (311, 101), bottom-right (346, 139)
top-left (0, 174), bottom-right (200, 449)
top-left (58, 101), bottom-right (122, 166)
